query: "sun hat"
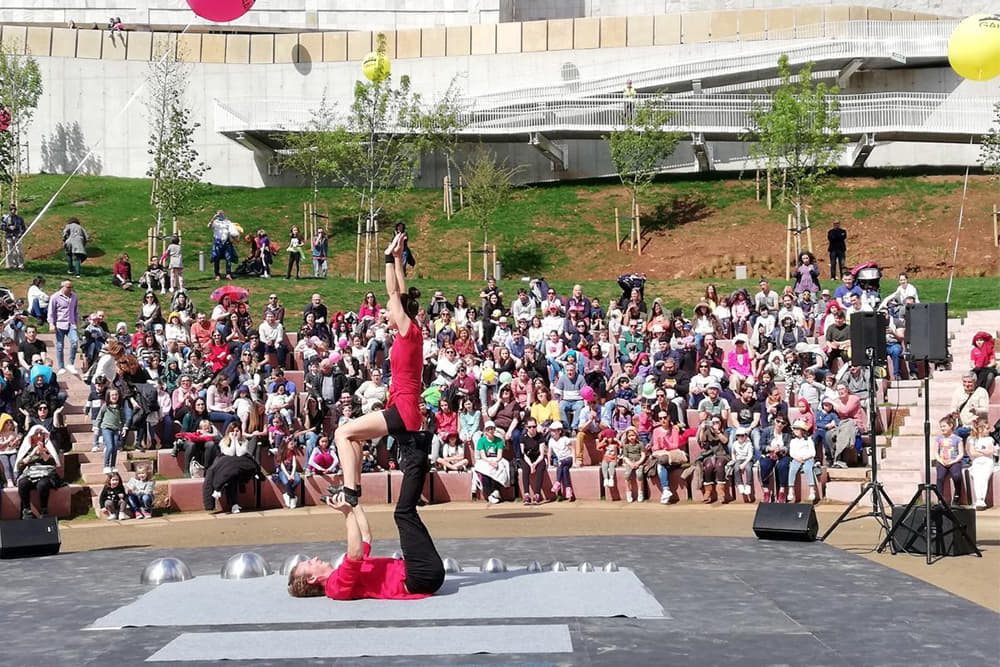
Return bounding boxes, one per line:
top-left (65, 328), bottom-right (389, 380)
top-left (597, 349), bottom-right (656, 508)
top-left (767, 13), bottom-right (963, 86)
top-left (550, 421), bottom-right (564, 430)
top-left (791, 419), bottom-right (808, 431)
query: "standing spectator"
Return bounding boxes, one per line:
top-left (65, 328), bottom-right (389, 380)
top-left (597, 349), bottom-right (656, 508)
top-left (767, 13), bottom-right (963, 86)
top-left (285, 226), bottom-right (304, 279)
top-left (208, 210), bottom-right (237, 281)
top-left (96, 387), bottom-right (125, 474)
top-left (62, 217), bottom-right (88, 278)
top-left (793, 252), bottom-right (820, 300)
top-left (312, 228), bottom-right (329, 278)
top-left (48, 280), bottom-right (80, 376)
top-left (622, 79), bottom-right (636, 121)
top-left (165, 235), bottom-right (184, 292)
top-left (255, 229), bottom-right (273, 278)
top-left (620, 426), bottom-right (646, 503)
top-left (827, 219), bottom-right (847, 280)
top-left (935, 415), bottom-right (964, 504)
top-left (2, 203), bottom-right (26, 269)
top-left (0, 412), bottom-right (19, 487)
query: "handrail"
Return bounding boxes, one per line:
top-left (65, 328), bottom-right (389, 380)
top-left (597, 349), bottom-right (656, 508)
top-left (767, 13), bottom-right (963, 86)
top-left (214, 92), bottom-right (998, 140)
top-left (466, 23), bottom-right (954, 108)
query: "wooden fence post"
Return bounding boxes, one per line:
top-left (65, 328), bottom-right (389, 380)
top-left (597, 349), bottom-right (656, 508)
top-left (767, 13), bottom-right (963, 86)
top-left (755, 169), bottom-right (761, 201)
top-left (994, 204), bottom-right (999, 247)
top-left (635, 202), bottom-right (642, 256)
top-left (614, 207), bottom-right (621, 251)
top-left (805, 210), bottom-right (813, 253)
top-left (766, 170), bottom-right (772, 210)
top-left (785, 214), bottom-right (792, 281)
top-left (467, 241), bottom-right (472, 280)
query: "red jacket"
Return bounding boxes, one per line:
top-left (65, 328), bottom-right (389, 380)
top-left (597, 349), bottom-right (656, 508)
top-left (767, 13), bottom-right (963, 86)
top-left (325, 542), bottom-right (430, 601)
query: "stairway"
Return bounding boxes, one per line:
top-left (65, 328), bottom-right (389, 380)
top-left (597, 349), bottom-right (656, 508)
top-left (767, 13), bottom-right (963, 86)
top-left (826, 310), bottom-right (1000, 508)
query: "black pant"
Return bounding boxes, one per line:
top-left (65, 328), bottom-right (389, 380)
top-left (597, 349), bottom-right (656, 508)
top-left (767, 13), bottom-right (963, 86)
top-left (286, 253), bottom-right (301, 278)
top-left (394, 431), bottom-right (445, 595)
top-left (19, 476), bottom-right (54, 514)
top-left (829, 251), bottom-right (846, 279)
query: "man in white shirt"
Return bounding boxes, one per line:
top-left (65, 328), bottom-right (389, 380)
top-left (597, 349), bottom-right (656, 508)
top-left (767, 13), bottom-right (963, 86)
top-left (777, 294), bottom-right (806, 330)
top-left (258, 311), bottom-right (286, 367)
top-left (510, 289), bottom-right (536, 325)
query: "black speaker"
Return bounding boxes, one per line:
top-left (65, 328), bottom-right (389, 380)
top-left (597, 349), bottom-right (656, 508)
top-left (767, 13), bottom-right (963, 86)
top-left (0, 518), bottom-right (62, 558)
top-left (904, 302), bottom-right (949, 362)
top-left (752, 503), bottom-right (818, 541)
top-left (890, 504), bottom-right (977, 556)
top-left (849, 311), bottom-right (888, 367)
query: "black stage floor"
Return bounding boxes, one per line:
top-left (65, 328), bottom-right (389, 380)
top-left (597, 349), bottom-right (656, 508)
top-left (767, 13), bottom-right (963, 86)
top-left (6, 535), bottom-right (998, 666)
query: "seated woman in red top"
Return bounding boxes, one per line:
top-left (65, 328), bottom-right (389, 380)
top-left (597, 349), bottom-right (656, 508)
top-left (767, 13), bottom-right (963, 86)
top-left (334, 232), bottom-right (423, 507)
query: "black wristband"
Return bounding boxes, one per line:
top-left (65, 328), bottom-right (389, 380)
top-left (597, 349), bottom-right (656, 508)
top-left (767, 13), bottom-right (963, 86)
top-left (343, 486), bottom-right (360, 506)
top-left (385, 254), bottom-right (395, 264)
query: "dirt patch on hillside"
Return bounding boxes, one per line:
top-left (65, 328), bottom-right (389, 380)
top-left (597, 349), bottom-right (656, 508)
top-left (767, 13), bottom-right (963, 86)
top-left (604, 175), bottom-right (1000, 280)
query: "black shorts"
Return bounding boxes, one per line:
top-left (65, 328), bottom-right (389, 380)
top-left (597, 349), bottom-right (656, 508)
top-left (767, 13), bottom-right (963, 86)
top-left (384, 404), bottom-right (407, 436)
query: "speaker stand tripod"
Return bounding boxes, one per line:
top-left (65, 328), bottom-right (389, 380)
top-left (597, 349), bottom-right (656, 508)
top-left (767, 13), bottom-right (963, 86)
top-left (876, 359), bottom-right (982, 562)
top-left (821, 348), bottom-right (894, 542)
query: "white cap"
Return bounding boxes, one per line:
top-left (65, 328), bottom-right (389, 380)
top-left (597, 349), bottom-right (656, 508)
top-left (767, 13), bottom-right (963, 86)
top-left (483, 420), bottom-right (496, 429)
top-left (550, 421), bottom-right (564, 430)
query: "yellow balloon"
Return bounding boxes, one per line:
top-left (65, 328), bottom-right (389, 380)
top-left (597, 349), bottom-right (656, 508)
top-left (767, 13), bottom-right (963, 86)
top-left (948, 14), bottom-right (1000, 81)
top-left (361, 51), bottom-right (391, 82)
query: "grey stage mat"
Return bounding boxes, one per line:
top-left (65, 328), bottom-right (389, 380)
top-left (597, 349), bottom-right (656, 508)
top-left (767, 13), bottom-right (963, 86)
top-left (147, 625), bottom-right (574, 661)
top-left (90, 569), bottom-right (665, 629)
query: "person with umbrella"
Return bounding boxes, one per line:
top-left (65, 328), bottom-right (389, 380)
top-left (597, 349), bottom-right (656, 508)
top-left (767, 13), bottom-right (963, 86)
top-left (208, 210), bottom-right (238, 281)
top-left (333, 232), bottom-right (423, 508)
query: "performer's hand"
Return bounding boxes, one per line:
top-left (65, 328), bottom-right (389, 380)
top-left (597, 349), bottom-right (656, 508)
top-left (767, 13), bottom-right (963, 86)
top-left (324, 495), bottom-right (353, 514)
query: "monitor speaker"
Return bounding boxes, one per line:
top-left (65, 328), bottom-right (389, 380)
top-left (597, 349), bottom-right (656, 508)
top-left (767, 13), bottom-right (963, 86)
top-left (0, 518), bottom-right (62, 558)
top-left (849, 312), bottom-right (887, 367)
top-left (904, 302), bottom-right (948, 362)
top-left (890, 504), bottom-right (977, 556)
top-left (752, 503), bottom-right (818, 541)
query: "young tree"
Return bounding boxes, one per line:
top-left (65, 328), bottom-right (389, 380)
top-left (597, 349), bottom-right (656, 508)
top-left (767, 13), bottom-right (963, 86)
top-left (0, 42), bottom-right (43, 202)
top-left (606, 95), bottom-right (684, 220)
top-left (281, 94), bottom-right (339, 205)
top-left (980, 101), bottom-right (1000, 178)
top-left (460, 147), bottom-right (521, 279)
top-left (747, 54), bottom-right (848, 256)
top-left (326, 33), bottom-right (459, 282)
top-left (146, 47), bottom-right (208, 241)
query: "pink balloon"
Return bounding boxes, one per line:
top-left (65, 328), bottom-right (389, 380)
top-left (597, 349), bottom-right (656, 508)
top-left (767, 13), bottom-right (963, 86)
top-left (187, 0), bottom-right (254, 23)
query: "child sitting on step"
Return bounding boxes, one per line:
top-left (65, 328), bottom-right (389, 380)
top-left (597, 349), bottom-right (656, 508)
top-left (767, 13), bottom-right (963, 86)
top-left (126, 464), bottom-right (155, 519)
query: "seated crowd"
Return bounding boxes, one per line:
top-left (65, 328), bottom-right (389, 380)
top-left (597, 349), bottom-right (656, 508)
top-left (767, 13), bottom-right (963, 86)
top-left (1, 255), bottom-right (996, 517)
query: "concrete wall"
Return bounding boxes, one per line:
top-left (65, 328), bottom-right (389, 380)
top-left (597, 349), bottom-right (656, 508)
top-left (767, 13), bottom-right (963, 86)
top-left (0, 1), bottom-right (962, 34)
top-left (0, 6), bottom-right (949, 67)
top-left (0, 1), bottom-right (504, 32)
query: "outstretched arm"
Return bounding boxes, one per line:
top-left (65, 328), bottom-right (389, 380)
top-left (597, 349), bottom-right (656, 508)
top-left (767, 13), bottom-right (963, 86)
top-left (326, 497), bottom-right (365, 560)
top-left (385, 232), bottom-right (410, 334)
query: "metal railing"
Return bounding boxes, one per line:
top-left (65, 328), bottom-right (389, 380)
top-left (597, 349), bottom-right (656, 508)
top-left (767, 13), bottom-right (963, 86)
top-left (215, 92), bottom-right (998, 141)
top-left (467, 20), bottom-right (956, 108)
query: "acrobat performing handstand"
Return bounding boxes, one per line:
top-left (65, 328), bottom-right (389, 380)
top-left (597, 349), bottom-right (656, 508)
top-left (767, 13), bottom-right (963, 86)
top-left (286, 431), bottom-right (444, 599)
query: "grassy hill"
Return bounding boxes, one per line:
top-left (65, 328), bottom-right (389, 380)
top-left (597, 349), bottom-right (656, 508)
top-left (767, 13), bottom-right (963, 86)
top-left (3, 173), bottom-right (998, 324)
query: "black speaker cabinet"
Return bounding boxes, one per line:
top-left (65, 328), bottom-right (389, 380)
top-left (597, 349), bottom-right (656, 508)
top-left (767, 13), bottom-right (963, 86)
top-left (849, 311), bottom-right (888, 367)
top-left (890, 504), bottom-right (977, 556)
top-left (904, 302), bottom-right (949, 362)
top-left (753, 502), bottom-right (819, 541)
top-left (0, 518), bottom-right (62, 558)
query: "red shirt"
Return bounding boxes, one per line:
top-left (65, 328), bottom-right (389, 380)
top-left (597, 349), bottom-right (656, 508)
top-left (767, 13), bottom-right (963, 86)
top-left (324, 542), bottom-right (429, 601)
top-left (387, 320), bottom-right (423, 430)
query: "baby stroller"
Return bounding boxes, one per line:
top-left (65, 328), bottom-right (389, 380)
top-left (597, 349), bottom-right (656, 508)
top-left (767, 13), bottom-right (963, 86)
top-left (234, 256), bottom-right (264, 277)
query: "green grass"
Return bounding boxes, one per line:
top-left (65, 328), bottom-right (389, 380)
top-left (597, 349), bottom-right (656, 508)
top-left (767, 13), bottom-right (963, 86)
top-left (5, 173), bottom-right (998, 325)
